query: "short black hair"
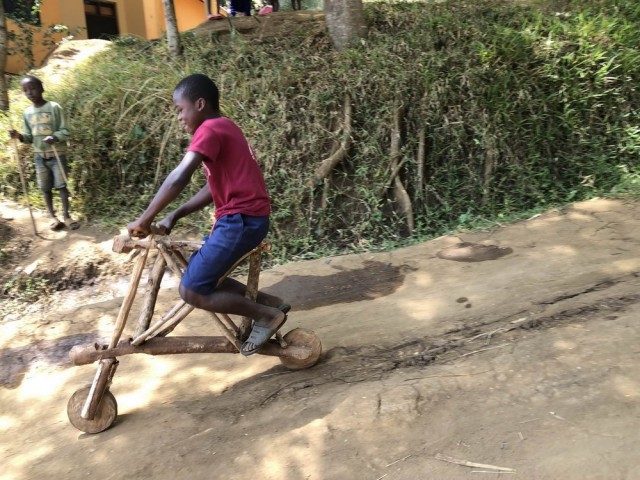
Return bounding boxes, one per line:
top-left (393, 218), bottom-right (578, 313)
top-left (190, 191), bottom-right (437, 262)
top-left (174, 73), bottom-right (219, 111)
top-left (21, 75), bottom-right (43, 89)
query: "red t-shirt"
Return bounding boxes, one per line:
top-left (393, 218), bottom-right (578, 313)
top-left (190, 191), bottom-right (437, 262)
top-left (188, 117), bottom-right (271, 220)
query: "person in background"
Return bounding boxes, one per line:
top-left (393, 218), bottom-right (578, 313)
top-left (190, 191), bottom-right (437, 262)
top-left (229, 0), bottom-right (252, 16)
top-left (9, 75), bottom-right (79, 231)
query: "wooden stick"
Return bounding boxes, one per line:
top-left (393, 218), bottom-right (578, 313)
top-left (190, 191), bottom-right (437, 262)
top-left (72, 337), bottom-right (236, 365)
top-left (69, 336), bottom-right (312, 365)
top-left (50, 144), bottom-right (69, 184)
top-left (9, 133), bottom-right (38, 235)
top-left (471, 471), bottom-right (515, 474)
top-left (132, 300), bottom-right (187, 345)
top-left (157, 240), bottom-right (184, 277)
top-left (109, 245), bottom-right (150, 349)
top-left (173, 249), bottom-right (189, 269)
top-left (111, 235), bottom-right (203, 254)
top-left (219, 313), bottom-right (240, 334)
top-left (131, 300), bottom-right (188, 345)
top-left (215, 241), bottom-right (269, 288)
top-left (434, 454), bottom-right (515, 473)
top-left (81, 358), bottom-right (118, 420)
top-left (209, 312), bottom-right (242, 351)
top-left (151, 304), bottom-right (195, 338)
top-left (240, 248), bottom-right (262, 340)
top-left (134, 254), bottom-right (167, 338)
top-left (458, 343), bottom-right (510, 359)
top-left (386, 454), bottom-right (412, 467)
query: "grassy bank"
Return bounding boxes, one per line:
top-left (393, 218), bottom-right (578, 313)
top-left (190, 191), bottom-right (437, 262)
top-left (1, 0), bottom-right (638, 261)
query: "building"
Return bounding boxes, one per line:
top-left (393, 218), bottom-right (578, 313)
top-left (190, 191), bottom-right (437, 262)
top-left (5, 0), bottom-right (208, 74)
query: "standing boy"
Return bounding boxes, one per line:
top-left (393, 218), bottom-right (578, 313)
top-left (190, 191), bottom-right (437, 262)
top-left (128, 73), bottom-right (288, 356)
top-left (9, 75), bottom-right (79, 230)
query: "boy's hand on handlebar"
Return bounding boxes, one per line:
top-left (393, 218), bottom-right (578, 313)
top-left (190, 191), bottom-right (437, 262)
top-left (127, 219), bottom-right (151, 238)
top-left (127, 217), bottom-right (174, 237)
top-left (154, 214), bottom-right (176, 235)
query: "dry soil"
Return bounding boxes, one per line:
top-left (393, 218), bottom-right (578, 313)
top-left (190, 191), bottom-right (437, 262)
top-left (1, 197), bottom-right (640, 480)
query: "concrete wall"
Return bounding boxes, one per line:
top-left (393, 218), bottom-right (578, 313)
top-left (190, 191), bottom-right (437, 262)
top-left (145, 0), bottom-right (208, 38)
top-left (5, 0), bottom-right (87, 74)
top-left (175, 0), bottom-right (207, 32)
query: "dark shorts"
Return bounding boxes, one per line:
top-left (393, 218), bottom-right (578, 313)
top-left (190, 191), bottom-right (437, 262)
top-left (181, 213), bottom-right (269, 295)
top-left (35, 154), bottom-right (67, 191)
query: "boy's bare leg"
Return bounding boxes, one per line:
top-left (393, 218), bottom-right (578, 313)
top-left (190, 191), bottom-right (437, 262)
top-left (59, 187), bottom-right (71, 219)
top-left (43, 190), bottom-right (64, 229)
top-left (58, 187), bottom-right (79, 228)
top-left (43, 190), bottom-right (56, 218)
top-left (179, 283), bottom-right (285, 352)
top-left (218, 278), bottom-right (286, 308)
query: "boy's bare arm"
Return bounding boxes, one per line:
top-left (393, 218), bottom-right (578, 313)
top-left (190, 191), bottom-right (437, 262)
top-left (51, 104), bottom-right (69, 142)
top-left (156, 185), bottom-right (213, 234)
top-left (128, 151), bottom-right (204, 237)
top-left (21, 112), bottom-right (33, 143)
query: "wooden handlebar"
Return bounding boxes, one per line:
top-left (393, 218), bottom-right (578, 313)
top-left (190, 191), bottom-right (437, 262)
top-left (112, 235), bottom-right (270, 255)
top-left (111, 236), bottom-right (206, 254)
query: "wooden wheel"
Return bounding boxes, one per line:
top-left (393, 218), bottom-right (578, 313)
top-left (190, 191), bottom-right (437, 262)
top-left (279, 328), bottom-right (322, 370)
top-left (67, 386), bottom-right (118, 434)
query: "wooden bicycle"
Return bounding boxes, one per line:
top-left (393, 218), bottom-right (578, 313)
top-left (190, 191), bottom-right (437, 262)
top-left (66, 233), bottom-right (322, 433)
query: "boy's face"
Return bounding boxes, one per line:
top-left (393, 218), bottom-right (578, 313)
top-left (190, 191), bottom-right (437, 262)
top-left (173, 91), bottom-right (206, 135)
top-left (21, 80), bottom-right (44, 104)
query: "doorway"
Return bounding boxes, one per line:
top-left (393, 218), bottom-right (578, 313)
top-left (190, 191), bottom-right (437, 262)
top-left (84, 1), bottom-right (119, 39)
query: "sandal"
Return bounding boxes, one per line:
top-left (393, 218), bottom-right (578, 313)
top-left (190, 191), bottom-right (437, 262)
top-left (240, 312), bottom-right (288, 357)
top-left (64, 218), bottom-right (80, 230)
top-left (49, 219), bottom-right (64, 231)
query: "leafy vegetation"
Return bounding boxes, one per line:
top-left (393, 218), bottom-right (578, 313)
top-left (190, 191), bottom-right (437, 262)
top-left (4, 0), bottom-right (43, 25)
top-left (1, 0), bottom-right (638, 261)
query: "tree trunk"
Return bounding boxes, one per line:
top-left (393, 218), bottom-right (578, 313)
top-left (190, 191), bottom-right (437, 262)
top-left (162, 0), bottom-right (182, 57)
top-left (324, 0), bottom-right (367, 51)
top-left (0, 1), bottom-right (9, 111)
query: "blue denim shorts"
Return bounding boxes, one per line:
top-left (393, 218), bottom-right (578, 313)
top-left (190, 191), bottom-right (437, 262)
top-left (35, 154), bottom-right (67, 192)
top-left (180, 213), bottom-right (269, 295)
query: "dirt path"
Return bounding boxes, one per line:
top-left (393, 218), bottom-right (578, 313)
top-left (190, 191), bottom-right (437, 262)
top-left (1, 197), bottom-right (640, 480)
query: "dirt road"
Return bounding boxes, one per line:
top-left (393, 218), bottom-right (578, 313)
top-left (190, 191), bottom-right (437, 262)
top-left (1, 197), bottom-right (639, 479)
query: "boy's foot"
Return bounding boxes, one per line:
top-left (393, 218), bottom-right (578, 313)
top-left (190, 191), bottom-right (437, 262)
top-left (64, 218), bottom-right (80, 230)
top-left (240, 310), bottom-right (287, 356)
top-left (49, 218), bottom-right (64, 231)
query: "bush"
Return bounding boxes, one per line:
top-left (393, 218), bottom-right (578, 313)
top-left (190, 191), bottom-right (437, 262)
top-left (2, 0), bottom-right (639, 259)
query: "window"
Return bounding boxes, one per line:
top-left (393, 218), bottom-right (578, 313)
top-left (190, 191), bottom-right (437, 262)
top-left (84, 1), bottom-right (117, 19)
top-left (84, 1), bottom-right (119, 40)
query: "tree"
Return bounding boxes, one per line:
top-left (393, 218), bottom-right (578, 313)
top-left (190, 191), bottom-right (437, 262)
top-left (324, 0), bottom-right (367, 51)
top-left (0, 0), bottom-right (8, 111)
top-left (162, 0), bottom-right (182, 57)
